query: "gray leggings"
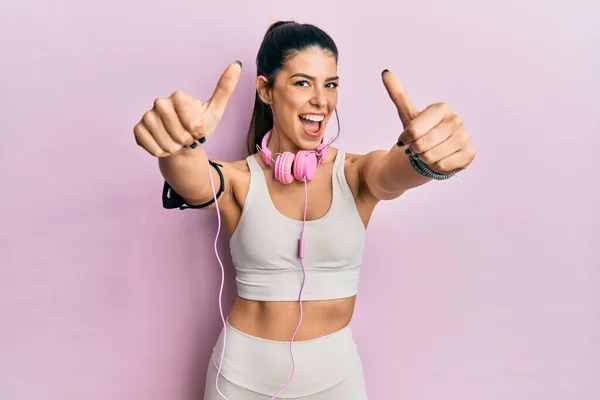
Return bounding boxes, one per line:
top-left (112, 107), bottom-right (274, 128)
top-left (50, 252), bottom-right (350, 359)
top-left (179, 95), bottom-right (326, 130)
top-left (203, 320), bottom-right (368, 399)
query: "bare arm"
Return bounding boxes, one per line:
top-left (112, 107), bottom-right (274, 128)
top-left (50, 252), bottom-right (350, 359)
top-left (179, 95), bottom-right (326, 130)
top-left (158, 147), bottom-right (229, 209)
top-left (358, 148), bottom-right (432, 200)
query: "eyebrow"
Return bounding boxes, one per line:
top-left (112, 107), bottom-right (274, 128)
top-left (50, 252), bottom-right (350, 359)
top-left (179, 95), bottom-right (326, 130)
top-left (289, 73), bottom-right (339, 82)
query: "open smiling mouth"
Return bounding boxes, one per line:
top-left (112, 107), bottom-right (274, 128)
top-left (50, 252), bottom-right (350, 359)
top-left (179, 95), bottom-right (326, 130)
top-left (299, 114), bottom-right (325, 138)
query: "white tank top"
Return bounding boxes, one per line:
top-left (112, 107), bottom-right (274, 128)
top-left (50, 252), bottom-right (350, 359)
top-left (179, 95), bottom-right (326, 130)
top-left (229, 149), bottom-right (366, 301)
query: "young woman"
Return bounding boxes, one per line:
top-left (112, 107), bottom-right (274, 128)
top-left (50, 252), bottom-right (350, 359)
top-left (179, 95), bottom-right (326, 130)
top-left (133, 20), bottom-right (475, 400)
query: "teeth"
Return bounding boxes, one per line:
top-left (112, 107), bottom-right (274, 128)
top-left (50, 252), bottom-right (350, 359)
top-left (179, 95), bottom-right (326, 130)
top-left (300, 114), bottom-right (325, 122)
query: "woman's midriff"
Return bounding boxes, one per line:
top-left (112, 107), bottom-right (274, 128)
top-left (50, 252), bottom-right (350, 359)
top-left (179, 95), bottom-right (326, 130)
top-left (227, 295), bottom-right (357, 341)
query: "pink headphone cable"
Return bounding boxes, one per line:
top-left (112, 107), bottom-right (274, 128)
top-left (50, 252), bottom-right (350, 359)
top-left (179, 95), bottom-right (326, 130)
top-left (206, 156), bottom-right (309, 400)
top-left (268, 176), bottom-right (309, 399)
top-left (204, 159), bottom-right (229, 399)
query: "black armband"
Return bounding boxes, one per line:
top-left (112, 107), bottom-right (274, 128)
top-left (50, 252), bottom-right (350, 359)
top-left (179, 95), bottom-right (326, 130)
top-left (162, 160), bottom-right (225, 210)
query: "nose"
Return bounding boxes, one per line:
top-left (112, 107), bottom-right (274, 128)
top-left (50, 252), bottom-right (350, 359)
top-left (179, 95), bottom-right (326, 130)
top-left (309, 86), bottom-right (326, 108)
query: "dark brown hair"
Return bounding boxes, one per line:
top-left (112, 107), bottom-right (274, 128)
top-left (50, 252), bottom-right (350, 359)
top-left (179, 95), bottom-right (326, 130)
top-left (245, 21), bottom-right (339, 154)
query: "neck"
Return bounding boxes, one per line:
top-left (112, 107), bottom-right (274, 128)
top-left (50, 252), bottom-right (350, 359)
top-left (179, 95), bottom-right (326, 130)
top-left (267, 125), bottom-right (303, 155)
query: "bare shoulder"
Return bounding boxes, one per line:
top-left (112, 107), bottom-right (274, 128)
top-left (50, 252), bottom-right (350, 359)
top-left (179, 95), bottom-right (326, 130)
top-left (211, 157), bottom-right (250, 171)
top-left (342, 150), bottom-right (387, 169)
top-left (208, 156), bottom-right (252, 210)
top-left (341, 149), bottom-right (388, 203)
top-left (339, 151), bottom-right (363, 198)
top-left (207, 157), bottom-right (250, 180)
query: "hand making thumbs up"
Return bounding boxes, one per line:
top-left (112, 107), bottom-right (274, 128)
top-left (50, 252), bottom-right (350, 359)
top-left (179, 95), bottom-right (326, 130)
top-left (134, 61), bottom-right (243, 158)
top-left (381, 69), bottom-right (476, 174)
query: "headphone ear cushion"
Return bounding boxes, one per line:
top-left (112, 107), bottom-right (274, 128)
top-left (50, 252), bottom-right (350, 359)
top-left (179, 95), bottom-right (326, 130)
top-left (293, 151), bottom-right (318, 182)
top-left (274, 152), bottom-right (295, 184)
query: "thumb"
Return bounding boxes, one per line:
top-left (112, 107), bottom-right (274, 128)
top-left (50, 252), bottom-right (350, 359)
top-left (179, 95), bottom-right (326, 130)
top-left (381, 69), bottom-right (419, 129)
top-left (208, 60), bottom-right (243, 113)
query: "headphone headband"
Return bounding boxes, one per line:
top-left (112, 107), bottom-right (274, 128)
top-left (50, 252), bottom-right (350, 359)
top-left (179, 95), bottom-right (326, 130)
top-left (258, 130), bottom-right (329, 166)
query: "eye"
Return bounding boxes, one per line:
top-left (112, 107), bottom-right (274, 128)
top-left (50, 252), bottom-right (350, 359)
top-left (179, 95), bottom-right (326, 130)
top-left (294, 80), bottom-right (340, 89)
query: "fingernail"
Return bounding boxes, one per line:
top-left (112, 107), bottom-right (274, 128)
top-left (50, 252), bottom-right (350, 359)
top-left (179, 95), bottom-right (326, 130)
top-left (235, 60), bottom-right (243, 67)
top-left (396, 139), bottom-right (404, 147)
top-left (199, 137), bottom-right (206, 144)
top-left (190, 141), bottom-right (198, 149)
top-left (381, 69), bottom-right (389, 76)
top-left (405, 147), bottom-right (412, 156)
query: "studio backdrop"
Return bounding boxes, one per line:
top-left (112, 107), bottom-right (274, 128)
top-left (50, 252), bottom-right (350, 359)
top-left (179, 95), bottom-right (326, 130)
top-left (1, 0), bottom-right (598, 399)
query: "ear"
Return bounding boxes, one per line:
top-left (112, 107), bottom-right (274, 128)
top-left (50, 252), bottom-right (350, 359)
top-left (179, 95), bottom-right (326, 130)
top-left (256, 76), bottom-right (272, 104)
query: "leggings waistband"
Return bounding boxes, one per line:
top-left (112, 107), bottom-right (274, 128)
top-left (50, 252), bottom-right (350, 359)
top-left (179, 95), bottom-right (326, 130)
top-left (211, 320), bottom-right (360, 398)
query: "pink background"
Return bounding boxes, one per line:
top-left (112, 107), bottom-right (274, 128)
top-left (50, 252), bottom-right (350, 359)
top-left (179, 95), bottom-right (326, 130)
top-left (1, 1), bottom-right (598, 399)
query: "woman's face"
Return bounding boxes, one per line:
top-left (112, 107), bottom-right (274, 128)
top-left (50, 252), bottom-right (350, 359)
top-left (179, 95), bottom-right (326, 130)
top-left (257, 46), bottom-right (339, 151)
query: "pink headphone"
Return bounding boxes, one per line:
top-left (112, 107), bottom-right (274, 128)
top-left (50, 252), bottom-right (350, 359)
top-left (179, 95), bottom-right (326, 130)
top-left (257, 130), bottom-right (330, 184)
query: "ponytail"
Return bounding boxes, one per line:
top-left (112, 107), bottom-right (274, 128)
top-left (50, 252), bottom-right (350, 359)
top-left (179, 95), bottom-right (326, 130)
top-left (246, 91), bottom-right (274, 154)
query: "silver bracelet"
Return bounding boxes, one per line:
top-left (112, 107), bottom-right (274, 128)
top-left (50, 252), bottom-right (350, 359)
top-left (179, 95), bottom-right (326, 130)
top-left (397, 139), bottom-right (456, 180)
